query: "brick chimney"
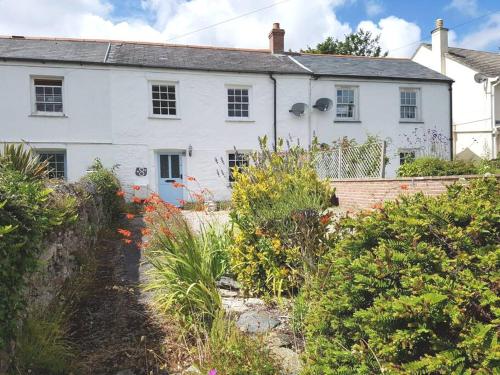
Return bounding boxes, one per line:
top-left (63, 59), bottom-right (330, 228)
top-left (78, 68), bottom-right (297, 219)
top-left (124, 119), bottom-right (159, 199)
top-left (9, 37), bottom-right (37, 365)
top-left (431, 18), bottom-right (448, 74)
top-left (269, 22), bottom-right (285, 54)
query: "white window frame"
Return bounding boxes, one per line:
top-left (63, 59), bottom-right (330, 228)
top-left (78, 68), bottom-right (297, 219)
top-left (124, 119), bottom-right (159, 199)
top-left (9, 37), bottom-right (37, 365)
top-left (36, 150), bottom-right (67, 179)
top-left (399, 87), bottom-right (422, 122)
top-left (30, 76), bottom-right (65, 117)
top-left (335, 85), bottom-right (359, 122)
top-left (227, 151), bottom-right (250, 182)
top-left (149, 81), bottom-right (180, 119)
top-left (398, 148), bottom-right (420, 165)
top-left (225, 85), bottom-right (253, 122)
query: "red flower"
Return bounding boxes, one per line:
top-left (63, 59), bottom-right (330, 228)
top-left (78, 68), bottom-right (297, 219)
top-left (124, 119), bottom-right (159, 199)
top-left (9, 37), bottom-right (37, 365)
top-left (116, 190), bottom-right (125, 197)
top-left (178, 199), bottom-right (186, 206)
top-left (145, 205), bottom-right (155, 212)
top-left (125, 213), bottom-right (135, 220)
top-left (372, 202), bottom-right (383, 210)
top-left (117, 228), bottom-right (132, 237)
top-left (132, 185), bottom-right (141, 191)
top-left (187, 176), bottom-right (196, 181)
top-left (141, 228), bottom-right (151, 236)
top-left (122, 239), bottom-right (132, 244)
top-left (172, 182), bottom-right (185, 188)
top-left (132, 197), bottom-right (142, 204)
top-left (161, 227), bottom-right (173, 237)
top-left (400, 184), bottom-right (409, 190)
top-left (320, 213), bottom-right (332, 225)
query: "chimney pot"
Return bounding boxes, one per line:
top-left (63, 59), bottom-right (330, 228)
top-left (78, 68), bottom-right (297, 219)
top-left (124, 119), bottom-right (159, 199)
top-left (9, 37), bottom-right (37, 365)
top-left (436, 18), bottom-right (444, 28)
top-left (269, 22), bottom-right (285, 54)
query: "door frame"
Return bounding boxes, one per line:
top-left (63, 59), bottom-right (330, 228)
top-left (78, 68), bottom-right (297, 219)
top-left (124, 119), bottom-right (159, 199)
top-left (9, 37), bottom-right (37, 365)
top-left (156, 150), bottom-right (186, 203)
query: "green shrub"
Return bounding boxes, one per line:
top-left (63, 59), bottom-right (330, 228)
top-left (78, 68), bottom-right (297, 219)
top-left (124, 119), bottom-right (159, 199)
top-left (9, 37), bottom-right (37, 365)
top-left (396, 156), bottom-right (499, 177)
top-left (0, 143), bottom-right (49, 180)
top-left (302, 177), bottom-right (499, 374)
top-left (0, 168), bottom-right (76, 349)
top-left (195, 312), bottom-right (278, 375)
top-left (230, 137), bottom-right (334, 295)
top-left (142, 198), bottom-right (229, 330)
top-left (82, 158), bottom-right (123, 221)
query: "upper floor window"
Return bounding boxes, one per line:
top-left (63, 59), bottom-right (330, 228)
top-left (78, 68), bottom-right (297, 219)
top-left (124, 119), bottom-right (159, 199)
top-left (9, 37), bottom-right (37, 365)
top-left (336, 86), bottom-right (358, 120)
top-left (400, 88), bottom-right (420, 121)
top-left (228, 152), bottom-right (249, 182)
top-left (151, 83), bottom-right (177, 117)
top-left (227, 88), bottom-right (249, 118)
top-left (33, 78), bottom-right (63, 113)
top-left (37, 151), bottom-right (66, 179)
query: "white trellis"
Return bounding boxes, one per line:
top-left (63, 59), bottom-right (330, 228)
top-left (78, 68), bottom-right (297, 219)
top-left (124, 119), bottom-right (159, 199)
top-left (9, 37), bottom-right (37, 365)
top-left (314, 141), bottom-right (386, 179)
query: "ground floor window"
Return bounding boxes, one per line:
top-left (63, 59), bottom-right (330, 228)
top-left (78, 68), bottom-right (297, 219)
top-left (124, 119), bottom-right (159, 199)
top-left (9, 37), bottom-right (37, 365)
top-left (399, 149), bottom-right (418, 165)
top-left (228, 152), bottom-right (249, 182)
top-left (37, 151), bottom-right (66, 179)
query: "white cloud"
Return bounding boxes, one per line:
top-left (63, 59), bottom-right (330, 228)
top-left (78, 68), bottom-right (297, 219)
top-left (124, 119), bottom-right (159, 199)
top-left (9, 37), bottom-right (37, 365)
top-left (364, 0), bottom-right (383, 18)
top-left (445, 0), bottom-right (478, 16)
top-left (0, 0), bottom-right (423, 56)
top-left (357, 16), bottom-right (421, 57)
top-left (457, 12), bottom-right (500, 50)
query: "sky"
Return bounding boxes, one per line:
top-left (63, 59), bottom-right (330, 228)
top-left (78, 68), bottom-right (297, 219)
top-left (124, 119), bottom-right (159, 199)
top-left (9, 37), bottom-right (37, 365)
top-left (0, 0), bottom-right (498, 57)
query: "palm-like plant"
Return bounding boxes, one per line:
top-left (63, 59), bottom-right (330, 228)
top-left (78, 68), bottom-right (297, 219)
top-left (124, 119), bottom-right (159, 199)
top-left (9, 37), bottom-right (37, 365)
top-left (0, 143), bottom-right (49, 180)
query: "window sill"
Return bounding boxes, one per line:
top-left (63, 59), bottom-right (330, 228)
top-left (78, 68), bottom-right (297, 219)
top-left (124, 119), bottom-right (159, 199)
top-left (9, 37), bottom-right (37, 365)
top-left (334, 119), bottom-right (361, 123)
top-left (225, 118), bottom-right (255, 123)
top-left (399, 120), bottom-right (424, 124)
top-left (30, 113), bottom-right (67, 118)
top-left (148, 115), bottom-right (181, 120)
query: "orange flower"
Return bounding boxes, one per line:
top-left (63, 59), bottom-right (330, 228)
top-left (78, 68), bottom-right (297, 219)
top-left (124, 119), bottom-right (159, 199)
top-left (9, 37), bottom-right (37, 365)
top-left (125, 213), bottom-right (135, 220)
top-left (122, 239), bottom-right (132, 244)
top-left (141, 228), bottom-right (151, 236)
top-left (187, 176), bottom-right (196, 181)
top-left (117, 228), bottom-right (132, 237)
top-left (145, 205), bottom-right (155, 212)
top-left (132, 185), bottom-right (141, 191)
top-left (400, 184), bottom-right (409, 190)
top-left (172, 182), bottom-right (185, 188)
top-left (161, 227), bottom-right (173, 237)
top-left (320, 213), bottom-right (332, 225)
top-left (116, 190), bottom-right (125, 197)
top-left (132, 197), bottom-right (142, 204)
top-left (371, 202), bottom-right (383, 210)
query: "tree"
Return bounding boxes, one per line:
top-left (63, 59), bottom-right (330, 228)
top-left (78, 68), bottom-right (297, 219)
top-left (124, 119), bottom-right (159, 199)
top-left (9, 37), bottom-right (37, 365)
top-left (305, 29), bottom-right (388, 57)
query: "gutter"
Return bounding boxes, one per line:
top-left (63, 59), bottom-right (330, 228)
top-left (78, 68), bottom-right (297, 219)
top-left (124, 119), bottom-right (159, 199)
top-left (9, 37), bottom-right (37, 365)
top-left (269, 73), bottom-right (277, 151)
top-left (449, 81), bottom-right (454, 160)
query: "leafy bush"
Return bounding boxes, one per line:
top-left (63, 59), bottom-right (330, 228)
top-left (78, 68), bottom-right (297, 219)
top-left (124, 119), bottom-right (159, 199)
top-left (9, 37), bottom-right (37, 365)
top-left (0, 167), bottom-right (76, 348)
top-left (397, 156), bottom-right (499, 177)
top-left (303, 177), bottom-right (499, 374)
top-left (142, 195), bottom-right (228, 329)
top-left (82, 158), bottom-right (123, 221)
top-left (230, 137), bottom-right (334, 295)
top-left (195, 312), bottom-right (278, 375)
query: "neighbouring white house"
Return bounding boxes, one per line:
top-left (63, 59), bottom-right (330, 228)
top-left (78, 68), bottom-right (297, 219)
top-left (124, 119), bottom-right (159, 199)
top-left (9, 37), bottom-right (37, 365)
top-left (413, 18), bottom-right (500, 160)
top-left (0, 23), bottom-right (452, 204)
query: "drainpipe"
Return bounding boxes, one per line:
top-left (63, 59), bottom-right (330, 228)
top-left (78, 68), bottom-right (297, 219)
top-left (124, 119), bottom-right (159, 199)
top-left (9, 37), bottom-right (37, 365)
top-left (490, 77), bottom-right (500, 158)
top-left (269, 73), bottom-right (277, 151)
top-left (448, 81), bottom-right (454, 160)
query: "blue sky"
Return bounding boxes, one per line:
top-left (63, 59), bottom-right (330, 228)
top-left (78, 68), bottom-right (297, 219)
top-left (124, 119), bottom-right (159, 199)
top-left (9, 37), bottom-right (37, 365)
top-left (0, 0), bottom-right (498, 56)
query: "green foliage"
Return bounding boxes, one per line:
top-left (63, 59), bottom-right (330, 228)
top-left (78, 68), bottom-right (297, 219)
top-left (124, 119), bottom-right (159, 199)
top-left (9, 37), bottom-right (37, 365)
top-left (0, 168), bottom-right (76, 349)
top-left (82, 158), bottom-right (123, 220)
top-left (302, 177), bottom-right (500, 374)
top-left (230, 137), bottom-right (334, 295)
top-left (143, 201), bottom-right (231, 330)
top-left (10, 301), bottom-right (74, 374)
top-left (304, 29), bottom-right (388, 56)
top-left (397, 156), bottom-right (500, 177)
top-left (0, 143), bottom-right (49, 180)
top-left (196, 312), bottom-right (278, 375)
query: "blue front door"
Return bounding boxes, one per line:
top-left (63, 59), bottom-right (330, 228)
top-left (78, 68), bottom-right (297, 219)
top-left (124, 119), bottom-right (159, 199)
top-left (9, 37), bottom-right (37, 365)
top-left (158, 153), bottom-right (184, 205)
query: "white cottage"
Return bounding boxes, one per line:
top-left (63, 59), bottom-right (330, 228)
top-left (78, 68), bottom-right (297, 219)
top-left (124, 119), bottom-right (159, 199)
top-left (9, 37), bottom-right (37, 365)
top-left (0, 23), bottom-right (452, 204)
top-left (413, 19), bottom-right (500, 160)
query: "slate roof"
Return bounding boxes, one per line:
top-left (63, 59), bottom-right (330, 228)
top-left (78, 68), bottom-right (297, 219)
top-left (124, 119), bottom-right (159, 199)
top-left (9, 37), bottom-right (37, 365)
top-left (293, 54), bottom-right (452, 81)
top-left (0, 36), bottom-right (451, 81)
top-left (0, 37), bottom-right (306, 74)
top-left (422, 44), bottom-right (500, 78)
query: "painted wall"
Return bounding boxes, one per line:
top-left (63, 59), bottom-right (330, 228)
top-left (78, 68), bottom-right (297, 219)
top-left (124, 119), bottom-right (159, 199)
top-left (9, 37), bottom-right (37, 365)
top-left (413, 46), bottom-right (495, 159)
top-left (0, 60), bottom-right (450, 201)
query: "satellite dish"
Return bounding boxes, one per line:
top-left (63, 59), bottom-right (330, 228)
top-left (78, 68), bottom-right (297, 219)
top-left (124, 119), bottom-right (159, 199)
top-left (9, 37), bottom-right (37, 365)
top-left (313, 98), bottom-right (333, 112)
top-left (289, 102), bottom-right (307, 116)
top-left (474, 73), bottom-right (487, 83)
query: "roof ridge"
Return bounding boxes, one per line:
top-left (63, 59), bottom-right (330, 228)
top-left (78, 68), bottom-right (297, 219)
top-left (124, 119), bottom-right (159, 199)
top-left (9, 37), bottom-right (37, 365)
top-left (0, 35), bottom-right (271, 54)
top-left (298, 52), bottom-right (410, 61)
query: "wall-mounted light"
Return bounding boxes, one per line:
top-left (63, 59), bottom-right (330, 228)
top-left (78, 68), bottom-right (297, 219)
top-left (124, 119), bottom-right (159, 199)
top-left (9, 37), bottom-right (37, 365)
top-left (188, 144), bottom-right (193, 157)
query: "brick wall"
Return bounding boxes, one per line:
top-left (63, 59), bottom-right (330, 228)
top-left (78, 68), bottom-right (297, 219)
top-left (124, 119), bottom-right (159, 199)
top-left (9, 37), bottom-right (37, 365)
top-left (331, 175), bottom-right (496, 210)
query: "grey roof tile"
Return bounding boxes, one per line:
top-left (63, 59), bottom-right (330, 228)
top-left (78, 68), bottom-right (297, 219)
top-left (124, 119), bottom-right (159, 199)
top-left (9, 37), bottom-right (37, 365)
top-left (293, 54), bottom-right (452, 81)
top-left (422, 44), bottom-right (500, 77)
